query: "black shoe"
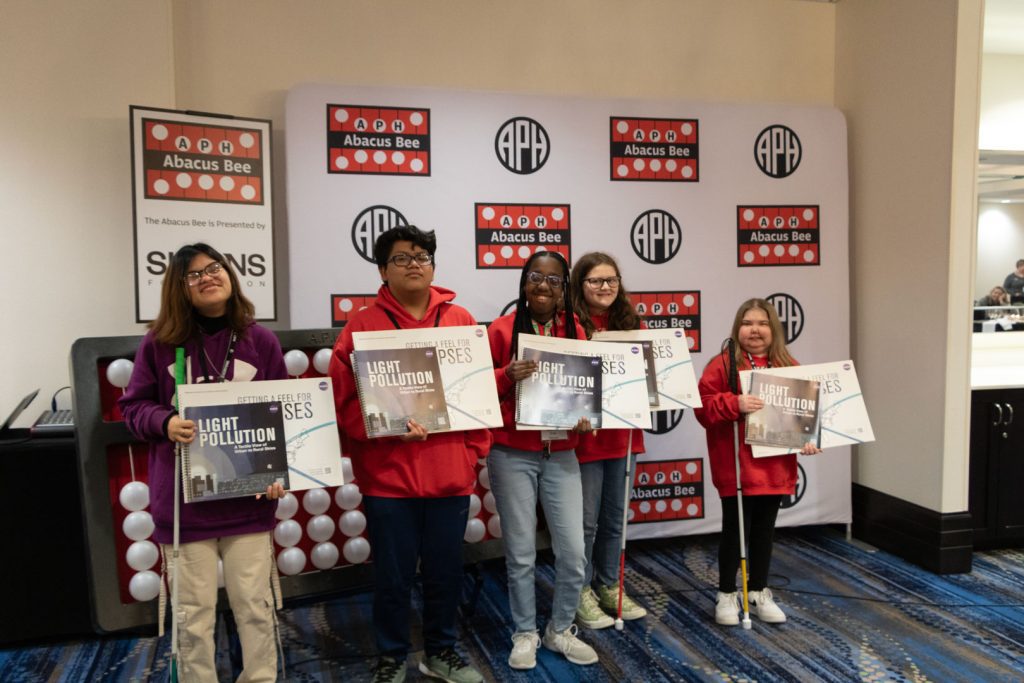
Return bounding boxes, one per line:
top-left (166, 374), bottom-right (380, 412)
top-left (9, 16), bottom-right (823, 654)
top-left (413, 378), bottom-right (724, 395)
top-left (372, 656), bottom-right (406, 683)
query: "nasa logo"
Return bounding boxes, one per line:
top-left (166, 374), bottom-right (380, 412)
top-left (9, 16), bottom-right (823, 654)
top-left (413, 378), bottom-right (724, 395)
top-left (495, 117), bottom-right (550, 174)
top-left (754, 125), bottom-right (801, 178)
top-left (646, 409), bottom-right (685, 435)
top-left (779, 463), bottom-right (807, 509)
top-left (351, 205), bottom-right (409, 263)
top-left (765, 293), bottom-right (804, 344)
top-left (630, 209), bottom-right (681, 264)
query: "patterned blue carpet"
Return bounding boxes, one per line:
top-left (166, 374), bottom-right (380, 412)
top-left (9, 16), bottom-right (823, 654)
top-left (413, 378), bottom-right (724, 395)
top-left (3, 526), bottom-right (1023, 682)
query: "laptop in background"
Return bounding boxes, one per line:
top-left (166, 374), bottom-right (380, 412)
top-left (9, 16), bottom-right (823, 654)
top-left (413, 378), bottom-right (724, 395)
top-left (0, 389), bottom-right (39, 435)
top-left (32, 406), bottom-right (75, 435)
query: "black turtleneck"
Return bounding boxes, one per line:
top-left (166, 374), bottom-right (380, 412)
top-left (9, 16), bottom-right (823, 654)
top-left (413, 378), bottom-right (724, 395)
top-left (196, 312), bottom-right (229, 335)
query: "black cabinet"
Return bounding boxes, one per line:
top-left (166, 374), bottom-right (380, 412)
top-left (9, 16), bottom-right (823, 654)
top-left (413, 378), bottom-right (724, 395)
top-left (970, 389), bottom-right (1024, 548)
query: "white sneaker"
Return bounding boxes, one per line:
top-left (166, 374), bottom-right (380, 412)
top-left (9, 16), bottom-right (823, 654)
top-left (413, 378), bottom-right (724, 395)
top-left (750, 588), bottom-right (786, 623)
top-left (508, 631), bottom-right (540, 670)
top-left (715, 591), bottom-right (740, 626)
top-left (542, 623), bottom-right (598, 665)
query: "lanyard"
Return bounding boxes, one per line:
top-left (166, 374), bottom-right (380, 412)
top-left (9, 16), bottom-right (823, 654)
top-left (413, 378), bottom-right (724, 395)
top-left (530, 317), bottom-right (555, 336)
top-left (745, 351), bottom-right (770, 369)
top-left (196, 331), bottom-right (237, 383)
top-left (384, 307), bottom-right (442, 330)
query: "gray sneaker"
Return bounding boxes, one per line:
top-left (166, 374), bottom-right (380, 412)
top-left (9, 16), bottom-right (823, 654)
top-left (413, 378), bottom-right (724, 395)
top-left (508, 631), bottom-right (541, 670)
top-left (541, 622), bottom-right (598, 665)
top-left (576, 586), bottom-right (614, 629)
top-left (418, 647), bottom-right (483, 683)
top-left (371, 656), bottom-right (406, 683)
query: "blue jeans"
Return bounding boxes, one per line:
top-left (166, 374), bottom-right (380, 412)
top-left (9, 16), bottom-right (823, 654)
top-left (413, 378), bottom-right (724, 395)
top-left (488, 445), bottom-right (585, 634)
top-left (362, 495), bottom-right (470, 658)
top-left (579, 454), bottom-right (631, 588)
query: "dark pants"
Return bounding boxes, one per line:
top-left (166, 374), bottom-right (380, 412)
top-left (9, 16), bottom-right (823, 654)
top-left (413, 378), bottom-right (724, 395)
top-left (362, 495), bottom-right (470, 658)
top-left (718, 495), bottom-right (782, 593)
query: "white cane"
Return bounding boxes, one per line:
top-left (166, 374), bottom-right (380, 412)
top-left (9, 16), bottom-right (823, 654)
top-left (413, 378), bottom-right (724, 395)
top-left (733, 421), bottom-right (752, 630)
top-left (170, 347), bottom-right (185, 681)
top-left (614, 431), bottom-right (633, 631)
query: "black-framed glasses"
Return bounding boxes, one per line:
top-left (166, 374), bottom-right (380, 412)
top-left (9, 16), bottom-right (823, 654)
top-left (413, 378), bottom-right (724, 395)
top-left (184, 261), bottom-right (223, 286)
top-left (387, 252), bottom-right (434, 268)
top-left (526, 271), bottom-right (564, 289)
top-left (583, 276), bottom-right (621, 290)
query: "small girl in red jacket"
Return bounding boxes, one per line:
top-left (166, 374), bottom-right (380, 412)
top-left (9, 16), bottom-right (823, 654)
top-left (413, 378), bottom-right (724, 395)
top-left (694, 298), bottom-right (820, 626)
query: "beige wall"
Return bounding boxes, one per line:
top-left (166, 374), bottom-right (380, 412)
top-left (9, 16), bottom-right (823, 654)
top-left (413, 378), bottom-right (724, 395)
top-left (836, 0), bottom-right (981, 512)
top-left (0, 0), bottom-right (836, 424)
top-left (1, 1), bottom-right (174, 420)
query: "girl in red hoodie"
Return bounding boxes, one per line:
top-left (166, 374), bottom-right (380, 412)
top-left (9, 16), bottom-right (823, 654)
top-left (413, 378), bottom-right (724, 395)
top-left (568, 252), bottom-right (648, 629)
top-left (487, 251), bottom-right (598, 671)
top-left (694, 298), bottom-right (820, 627)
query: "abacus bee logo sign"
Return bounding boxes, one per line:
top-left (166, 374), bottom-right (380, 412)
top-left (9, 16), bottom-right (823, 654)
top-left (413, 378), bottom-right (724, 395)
top-left (351, 206), bottom-right (409, 263)
top-left (630, 210), bottom-right (681, 264)
top-left (633, 292), bottom-right (700, 352)
top-left (754, 125), bottom-right (801, 178)
top-left (766, 293), bottom-right (804, 344)
top-left (495, 117), bottom-right (550, 174)
top-left (331, 293), bottom-right (378, 328)
top-left (327, 104), bottom-right (430, 176)
top-left (610, 117), bottom-right (699, 182)
top-left (630, 459), bottom-right (705, 524)
top-left (645, 409), bottom-right (685, 435)
top-left (475, 203), bottom-right (571, 269)
top-left (142, 118), bottom-right (265, 204)
top-left (737, 205), bottom-right (820, 267)
top-left (779, 463), bottom-right (807, 509)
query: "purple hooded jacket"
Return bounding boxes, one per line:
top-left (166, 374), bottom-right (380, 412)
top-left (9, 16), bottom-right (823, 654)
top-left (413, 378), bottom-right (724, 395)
top-left (119, 323), bottom-right (288, 544)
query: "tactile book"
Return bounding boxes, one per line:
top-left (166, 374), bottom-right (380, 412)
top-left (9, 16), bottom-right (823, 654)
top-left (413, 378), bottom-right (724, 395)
top-left (181, 401), bottom-right (288, 503)
top-left (515, 347), bottom-right (603, 429)
top-left (744, 372), bottom-right (822, 451)
top-left (352, 346), bottom-right (450, 437)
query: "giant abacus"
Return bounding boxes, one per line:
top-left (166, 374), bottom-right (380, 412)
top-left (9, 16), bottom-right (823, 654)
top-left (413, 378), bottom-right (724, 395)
top-left (72, 329), bottom-right (508, 633)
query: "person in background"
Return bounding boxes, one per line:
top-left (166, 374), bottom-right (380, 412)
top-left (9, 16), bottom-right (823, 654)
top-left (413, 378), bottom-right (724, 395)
top-left (328, 226), bottom-right (489, 683)
top-left (119, 243), bottom-right (287, 682)
top-left (978, 285), bottom-right (1011, 307)
top-left (568, 252), bottom-right (648, 629)
top-left (487, 251), bottom-right (598, 670)
top-left (1003, 259), bottom-right (1024, 300)
top-left (693, 298), bottom-right (821, 627)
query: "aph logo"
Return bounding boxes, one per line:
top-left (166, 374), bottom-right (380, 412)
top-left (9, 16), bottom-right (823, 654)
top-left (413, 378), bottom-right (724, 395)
top-left (630, 210), bottom-right (681, 264)
top-left (779, 463), bottom-right (807, 509)
top-left (765, 293), bottom-right (804, 344)
top-left (754, 125), bottom-right (801, 179)
top-left (645, 409), bottom-right (685, 435)
top-left (495, 117), bottom-right (550, 174)
top-left (351, 206), bottom-right (408, 263)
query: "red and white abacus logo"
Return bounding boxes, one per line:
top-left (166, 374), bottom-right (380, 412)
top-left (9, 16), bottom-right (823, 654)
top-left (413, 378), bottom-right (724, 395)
top-left (610, 117), bottom-right (699, 182)
top-left (629, 459), bottom-right (704, 524)
top-left (143, 119), bottom-right (264, 204)
top-left (475, 202), bottom-right (571, 269)
top-left (737, 205), bottom-right (820, 267)
top-left (327, 104), bottom-right (430, 176)
top-left (633, 291), bottom-right (701, 353)
top-left (331, 293), bottom-right (378, 328)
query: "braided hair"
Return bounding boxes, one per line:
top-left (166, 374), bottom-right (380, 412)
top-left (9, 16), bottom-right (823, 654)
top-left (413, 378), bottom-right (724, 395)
top-left (508, 251), bottom-right (578, 360)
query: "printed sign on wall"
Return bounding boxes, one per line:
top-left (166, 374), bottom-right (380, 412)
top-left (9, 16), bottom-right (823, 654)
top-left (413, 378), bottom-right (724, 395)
top-left (130, 106), bottom-right (275, 321)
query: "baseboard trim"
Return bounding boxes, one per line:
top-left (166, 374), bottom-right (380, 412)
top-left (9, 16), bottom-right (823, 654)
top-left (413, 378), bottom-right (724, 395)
top-left (852, 484), bottom-right (973, 574)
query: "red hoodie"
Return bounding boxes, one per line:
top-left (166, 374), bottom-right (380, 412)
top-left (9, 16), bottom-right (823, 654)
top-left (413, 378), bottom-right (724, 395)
top-left (328, 285), bottom-right (492, 498)
top-left (575, 311), bottom-right (647, 463)
top-left (693, 352), bottom-right (797, 497)
top-left (487, 310), bottom-right (586, 453)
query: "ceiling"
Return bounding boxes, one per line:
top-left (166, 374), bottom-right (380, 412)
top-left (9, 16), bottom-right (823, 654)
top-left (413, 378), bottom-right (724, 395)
top-left (980, 0), bottom-right (1024, 203)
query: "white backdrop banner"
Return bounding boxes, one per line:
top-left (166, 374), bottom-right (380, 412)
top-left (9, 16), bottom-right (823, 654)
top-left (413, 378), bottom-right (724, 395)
top-left (284, 83), bottom-right (851, 538)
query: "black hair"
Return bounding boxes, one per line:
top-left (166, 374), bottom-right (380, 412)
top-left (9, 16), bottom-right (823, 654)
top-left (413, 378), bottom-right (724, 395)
top-left (373, 225), bottom-right (437, 268)
top-left (508, 251), bottom-right (578, 360)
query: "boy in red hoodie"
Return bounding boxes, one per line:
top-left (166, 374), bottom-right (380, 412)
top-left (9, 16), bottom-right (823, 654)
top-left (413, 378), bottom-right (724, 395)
top-left (328, 226), bottom-right (490, 683)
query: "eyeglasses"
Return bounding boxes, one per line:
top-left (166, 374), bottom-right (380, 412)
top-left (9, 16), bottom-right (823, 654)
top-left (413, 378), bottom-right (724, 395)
top-left (526, 271), bottom-right (564, 289)
top-left (583, 276), bottom-right (621, 290)
top-left (387, 252), bottom-right (434, 268)
top-left (184, 261), bottom-right (224, 286)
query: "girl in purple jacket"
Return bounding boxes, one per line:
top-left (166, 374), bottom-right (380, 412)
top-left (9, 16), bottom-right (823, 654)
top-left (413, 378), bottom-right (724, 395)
top-left (120, 243), bottom-right (287, 682)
